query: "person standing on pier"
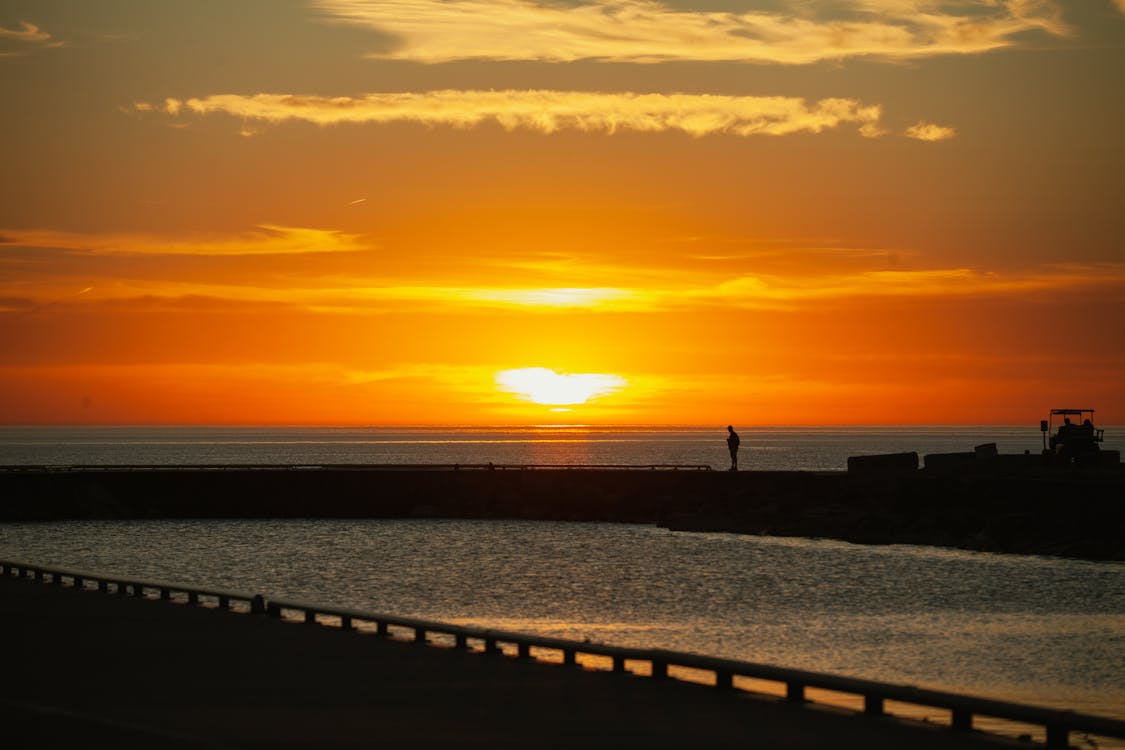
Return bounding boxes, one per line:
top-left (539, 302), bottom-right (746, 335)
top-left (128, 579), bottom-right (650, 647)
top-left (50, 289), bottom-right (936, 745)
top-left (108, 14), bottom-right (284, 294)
top-left (726, 425), bottom-right (740, 471)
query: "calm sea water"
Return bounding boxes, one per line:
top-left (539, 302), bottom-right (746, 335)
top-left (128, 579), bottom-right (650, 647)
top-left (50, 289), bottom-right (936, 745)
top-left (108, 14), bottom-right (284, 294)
top-left (2, 426), bottom-right (1122, 742)
top-left (3, 424), bottom-right (1119, 469)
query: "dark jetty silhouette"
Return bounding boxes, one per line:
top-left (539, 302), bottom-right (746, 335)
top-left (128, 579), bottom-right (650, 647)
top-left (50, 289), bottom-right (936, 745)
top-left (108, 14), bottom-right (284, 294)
top-left (2, 451), bottom-right (1122, 560)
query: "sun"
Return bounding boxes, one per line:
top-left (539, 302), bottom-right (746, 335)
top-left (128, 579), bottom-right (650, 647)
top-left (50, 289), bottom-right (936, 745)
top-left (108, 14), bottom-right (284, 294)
top-left (495, 367), bottom-right (626, 406)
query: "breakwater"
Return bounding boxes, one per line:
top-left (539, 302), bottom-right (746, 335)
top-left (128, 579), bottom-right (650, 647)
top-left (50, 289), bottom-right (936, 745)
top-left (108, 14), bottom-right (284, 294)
top-left (1, 465), bottom-right (1122, 560)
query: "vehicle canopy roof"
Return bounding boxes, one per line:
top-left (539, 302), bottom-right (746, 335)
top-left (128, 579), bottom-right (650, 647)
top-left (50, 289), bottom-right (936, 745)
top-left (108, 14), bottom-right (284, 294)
top-left (1050, 408), bottom-right (1095, 416)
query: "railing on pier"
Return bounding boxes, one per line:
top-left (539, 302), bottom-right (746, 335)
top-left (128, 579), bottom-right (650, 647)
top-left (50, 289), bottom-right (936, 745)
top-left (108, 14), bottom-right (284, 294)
top-left (3, 557), bottom-right (1121, 749)
top-left (0, 463), bottom-right (713, 472)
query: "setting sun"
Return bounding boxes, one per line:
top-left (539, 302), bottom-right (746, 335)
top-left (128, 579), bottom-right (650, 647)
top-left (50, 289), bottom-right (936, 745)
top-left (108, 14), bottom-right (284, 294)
top-left (495, 368), bottom-right (626, 406)
top-left (0, 1), bottom-right (1122, 426)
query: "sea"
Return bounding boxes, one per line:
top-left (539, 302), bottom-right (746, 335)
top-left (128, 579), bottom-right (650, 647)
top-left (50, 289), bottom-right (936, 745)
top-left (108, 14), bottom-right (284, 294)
top-left (2, 424), bottom-right (1120, 469)
top-left (1, 425), bottom-right (1123, 745)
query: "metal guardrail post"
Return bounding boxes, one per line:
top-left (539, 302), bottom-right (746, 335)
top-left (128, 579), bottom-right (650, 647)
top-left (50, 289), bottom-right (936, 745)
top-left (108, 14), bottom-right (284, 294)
top-left (952, 708), bottom-right (972, 731)
top-left (787, 682), bottom-right (805, 702)
top-left (1046, 722), bottom-right (1068, 749)
top-left (715, 671), bottom-right (733, 690)
top-left (865, 695), bottom-right (885, 717)
top-left (652, 660), bottom-right (667, 679)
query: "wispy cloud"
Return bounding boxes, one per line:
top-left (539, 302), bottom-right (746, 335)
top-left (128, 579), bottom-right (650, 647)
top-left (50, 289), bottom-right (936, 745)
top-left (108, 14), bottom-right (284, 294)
top-left (360, 285), bottom-right (640, 310)
top-left (905, 122), bottom-right (957, 141)
top-left (695, 267), bottom-right (1091, 305)
top-left (316, 0), bottom-right (1071, 64)
top-left (341, 263), bottom-right (1125, 312)
top-left (0, 21), bottom-right (52, 44)
top-left (143, 90), bottom-right (886, 138)
top-left (0, 225), bottom-right (373, 256)
top-left (6, 224), bottom-right (1121, 313)
top-left (0, 21), bottom-right (62, 57)
top-left (18, 263), bottom-right (1119, 315)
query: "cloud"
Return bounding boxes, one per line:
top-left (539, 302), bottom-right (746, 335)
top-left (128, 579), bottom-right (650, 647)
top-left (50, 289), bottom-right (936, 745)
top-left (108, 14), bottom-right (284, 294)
top-left (676, 264), bottom-right (1125, 309)
top-left (145, 90), bottom-right (886, 138)
top-left (0, 21), bottom-right (52, 44)
top-left (905, 122), bottom-right (957, 141)
top-left (316, 0), bottom-right (1071, 64)
top-left (0, 21), bottom-right (62, 56)
top-left (360, 285), bottom-right (641, 311)
top-left (348, 264), bottom-right (1125, 313)
top-left (1114, 0), bottom-right (1125, 16)
top-left (6, 223), bottom-right (1121, 314)
top-left (0, 225), bottom-right (372, 256)
top-left (28, 263), bottom-right (1122, 315)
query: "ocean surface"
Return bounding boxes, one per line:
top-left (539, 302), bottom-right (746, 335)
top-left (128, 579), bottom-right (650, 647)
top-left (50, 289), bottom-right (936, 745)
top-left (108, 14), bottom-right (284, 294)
top-left (3, 424), bottom-right (1121, 469)
top-left (2, 426), bottom-right (1122, 744)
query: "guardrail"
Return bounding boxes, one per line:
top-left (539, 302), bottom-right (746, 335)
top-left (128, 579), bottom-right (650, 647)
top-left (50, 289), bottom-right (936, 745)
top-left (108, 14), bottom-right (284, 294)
top-left (0, 463), bottom-right (713, 472)
top-left (0, 558), bottom-right (265, 613)
top-left (3, 558), bottom-right (1121, 748)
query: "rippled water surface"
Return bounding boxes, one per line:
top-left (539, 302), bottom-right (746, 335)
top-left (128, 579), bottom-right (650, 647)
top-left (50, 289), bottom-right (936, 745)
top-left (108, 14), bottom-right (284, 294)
top-left (2, 519), bottom-right (1122, 729)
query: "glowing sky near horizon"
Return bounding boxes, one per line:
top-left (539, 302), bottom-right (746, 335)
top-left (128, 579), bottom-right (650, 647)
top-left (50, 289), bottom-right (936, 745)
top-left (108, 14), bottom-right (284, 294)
top-left (1, 0), bottom-right (1123, 425)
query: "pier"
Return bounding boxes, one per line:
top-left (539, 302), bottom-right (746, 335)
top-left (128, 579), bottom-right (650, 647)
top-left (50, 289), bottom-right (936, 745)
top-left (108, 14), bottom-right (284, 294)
top-left (5, 558), bottom-right (1123, 749)
top-left (1, 465), bottom-right (1123, 559)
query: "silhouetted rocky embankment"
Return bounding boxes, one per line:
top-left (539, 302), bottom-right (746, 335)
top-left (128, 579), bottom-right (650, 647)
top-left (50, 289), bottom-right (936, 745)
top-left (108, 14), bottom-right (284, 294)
top-left (1, 466), bottom-right (1122, 561)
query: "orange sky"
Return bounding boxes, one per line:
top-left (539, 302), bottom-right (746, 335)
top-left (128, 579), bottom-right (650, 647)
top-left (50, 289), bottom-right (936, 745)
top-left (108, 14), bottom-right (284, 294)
top-left (1, 1), bottom-right (1123, 425)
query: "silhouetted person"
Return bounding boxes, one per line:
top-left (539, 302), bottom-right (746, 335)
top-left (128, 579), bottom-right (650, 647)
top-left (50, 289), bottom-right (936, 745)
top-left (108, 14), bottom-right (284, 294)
top-left (726, 425), bottom-right (740, 471)
top-left (1059, 418), bottom-right (1073, 439)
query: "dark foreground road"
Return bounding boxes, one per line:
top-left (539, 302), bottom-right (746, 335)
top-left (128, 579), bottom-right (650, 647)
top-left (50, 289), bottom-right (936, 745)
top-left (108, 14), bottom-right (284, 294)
top-left (0, 575), bottom-right (1023, 749)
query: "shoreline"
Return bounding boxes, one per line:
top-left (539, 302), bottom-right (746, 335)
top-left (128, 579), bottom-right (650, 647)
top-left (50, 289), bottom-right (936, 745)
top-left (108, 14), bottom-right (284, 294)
top-left (2, 465), bottom-right (1123, 561)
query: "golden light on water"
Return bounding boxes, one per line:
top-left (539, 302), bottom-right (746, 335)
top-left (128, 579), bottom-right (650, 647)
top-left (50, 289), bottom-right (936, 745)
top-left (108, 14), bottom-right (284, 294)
top-left (495, 368), bottom-right (626, 406)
